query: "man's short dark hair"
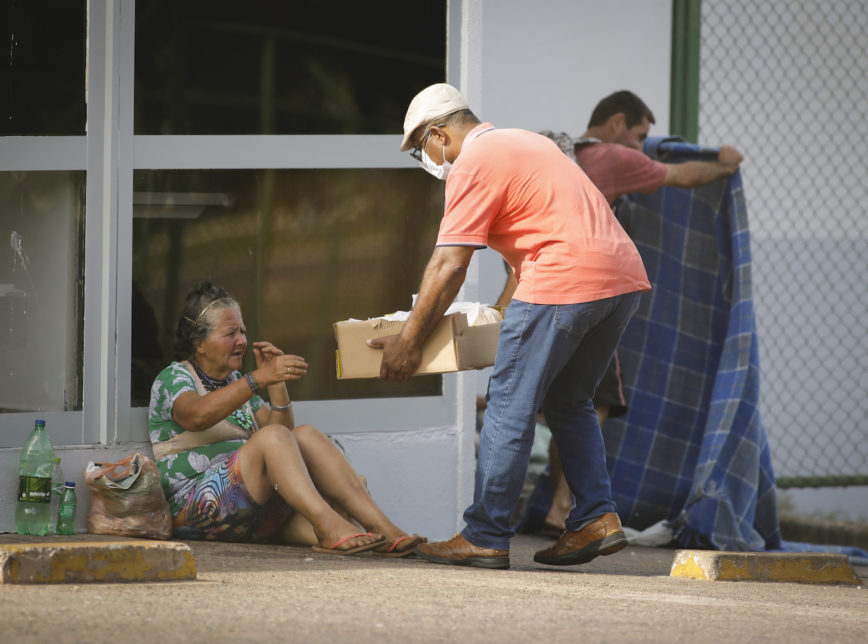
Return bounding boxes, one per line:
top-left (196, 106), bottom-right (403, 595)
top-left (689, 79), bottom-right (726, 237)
top-left (587, 91), bottom-right (656, 129)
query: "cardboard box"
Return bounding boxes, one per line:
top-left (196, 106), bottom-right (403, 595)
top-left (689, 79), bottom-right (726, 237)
top-left (334, 312), bottom-right (501, 379)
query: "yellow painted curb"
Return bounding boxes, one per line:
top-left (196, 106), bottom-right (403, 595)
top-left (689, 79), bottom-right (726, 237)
top-left (0, 540), bottom-right (197, 584)
top-left (670, 549), bottom-right (862, 585)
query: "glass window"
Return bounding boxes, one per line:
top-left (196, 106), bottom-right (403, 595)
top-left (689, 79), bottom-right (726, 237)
top-left (134, 1), bottom-right (447, 134)
top-left (131, 169), bottom-right (445, 404)
top-left (0, 0), bottom-right (87, 136)
top-left (0, 172), bottom-right (85, 412)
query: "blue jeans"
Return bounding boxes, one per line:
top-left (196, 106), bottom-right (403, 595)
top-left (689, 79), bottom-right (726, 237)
top-left (462, 291), bottom-right (642, 550)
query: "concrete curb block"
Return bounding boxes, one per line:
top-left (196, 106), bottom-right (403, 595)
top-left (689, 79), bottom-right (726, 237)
top-left (670, 549), bottom-right (862, 585)
top-left (0, 540), bottom-right (197, 584)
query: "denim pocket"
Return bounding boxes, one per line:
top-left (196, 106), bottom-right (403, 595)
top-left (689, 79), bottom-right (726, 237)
top-left (553, 303), bottom-right (599, 337)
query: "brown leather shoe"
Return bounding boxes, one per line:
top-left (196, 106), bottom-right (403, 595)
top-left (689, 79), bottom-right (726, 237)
top-left (415, 533), bottom-right (510, 569)
top-left (533, 512), bottom-right (627, 566)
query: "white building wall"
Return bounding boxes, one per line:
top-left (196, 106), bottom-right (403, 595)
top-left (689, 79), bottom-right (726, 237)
top-left (469, 0), bottom-right (673, 394)
top-left (1, 0), bottom-right (673, 538)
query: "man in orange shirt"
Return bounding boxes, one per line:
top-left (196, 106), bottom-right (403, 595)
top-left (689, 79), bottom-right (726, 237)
top-left (500, 91), bottom-right (744, 536)
top-left (370, 84), bottom-right (650, 569)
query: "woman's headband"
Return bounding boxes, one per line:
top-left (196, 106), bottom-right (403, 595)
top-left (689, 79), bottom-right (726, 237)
top-left (183, 297), bottom-right (232, 327)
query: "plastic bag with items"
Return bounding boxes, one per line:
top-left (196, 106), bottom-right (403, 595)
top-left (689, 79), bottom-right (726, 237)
top-left (84, 452), bottom-right (172, 540)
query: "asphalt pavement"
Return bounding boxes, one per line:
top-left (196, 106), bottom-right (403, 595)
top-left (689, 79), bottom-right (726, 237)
top-left (1, 532), bottom-right (866, 643)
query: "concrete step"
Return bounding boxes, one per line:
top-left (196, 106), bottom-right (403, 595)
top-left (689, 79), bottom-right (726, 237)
top-left (0, 535), bottom-right (196, 584)
top-left (670, 549), bottom-right (862, 585)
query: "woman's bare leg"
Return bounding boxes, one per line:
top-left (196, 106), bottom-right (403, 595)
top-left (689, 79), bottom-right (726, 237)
top-left (238, 424), bottom-right (381, 551)
top-left (279, 512), bottom-right (317, 546)
top-left (291, 424), bottom-right (418, 546)
top-left (278, 477), bottom-right (367, 546)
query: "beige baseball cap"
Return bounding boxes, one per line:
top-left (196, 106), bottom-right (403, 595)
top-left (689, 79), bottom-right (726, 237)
top-left (400, 83), bottom-right (469, 151)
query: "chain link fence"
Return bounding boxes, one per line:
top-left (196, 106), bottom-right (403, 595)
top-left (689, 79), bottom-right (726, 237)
top-left (697, 0), bottom-right (868, 488)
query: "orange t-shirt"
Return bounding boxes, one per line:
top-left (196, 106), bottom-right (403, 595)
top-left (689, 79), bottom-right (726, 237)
top-left (436, 124), bottom-right (650, 304)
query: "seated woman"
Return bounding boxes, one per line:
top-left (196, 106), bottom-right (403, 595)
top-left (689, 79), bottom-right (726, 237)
top-left (148, 279), bottom-right (423, 556)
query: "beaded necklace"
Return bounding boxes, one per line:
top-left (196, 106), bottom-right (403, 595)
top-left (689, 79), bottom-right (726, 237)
top-left (191, 360), bottom-right (231, 391)
top-left (191, 360), bottom-right (255, 432)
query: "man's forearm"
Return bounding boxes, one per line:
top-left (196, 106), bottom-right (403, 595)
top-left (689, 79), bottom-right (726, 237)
top-left (662, 145), bottom-right (743, 189)
top-left (399, 246), bottom-right (473, 348)
top-left (495, 268), bottom-right (518, 307)
top-left (663, 160), bottom-right (733, 188)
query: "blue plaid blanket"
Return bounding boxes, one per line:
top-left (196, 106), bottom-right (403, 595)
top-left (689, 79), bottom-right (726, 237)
top-left (520, 137), bottom-right (868, 562)
top-left (603, 136), bottom-right (781, 550)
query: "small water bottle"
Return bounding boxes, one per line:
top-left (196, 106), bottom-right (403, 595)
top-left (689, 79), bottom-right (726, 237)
top-left (56, 482), bottom-right (77, 535)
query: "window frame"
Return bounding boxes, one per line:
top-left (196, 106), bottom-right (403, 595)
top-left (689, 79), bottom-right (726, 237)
top-left (0, 0), bottom-right (471, 448)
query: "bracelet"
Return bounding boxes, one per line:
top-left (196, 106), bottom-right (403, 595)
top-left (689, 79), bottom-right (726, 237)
top-left (243, 372), bottom-right (258, 393)
top-left (271, 402), bottom-right (292, 412)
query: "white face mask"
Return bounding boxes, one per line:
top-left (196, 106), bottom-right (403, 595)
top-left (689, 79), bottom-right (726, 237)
top-left (418, 146), bottom-right (451, 181)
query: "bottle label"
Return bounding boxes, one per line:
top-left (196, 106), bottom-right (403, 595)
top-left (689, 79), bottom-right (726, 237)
top-left (18, 476), bottom-right (52, 503)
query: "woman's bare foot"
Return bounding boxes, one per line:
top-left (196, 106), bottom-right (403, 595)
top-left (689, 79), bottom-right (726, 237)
top-left (376, 534), bottom-right (427, 556)
top-left (365, 524), bottom-right (427, 555)
top-left (340, 483), bottom-right (425, 553)
top-left (313, 513), bottom-right (384, 553)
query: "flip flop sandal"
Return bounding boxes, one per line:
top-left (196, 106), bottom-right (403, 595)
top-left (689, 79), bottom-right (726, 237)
top-left (312, 532), bottom-right (385, 556)
top-left (373, 534), bottom-right (425, 558)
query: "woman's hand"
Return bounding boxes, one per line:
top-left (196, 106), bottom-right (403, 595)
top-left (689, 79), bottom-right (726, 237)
top-left (252, 341), bottom-right (283, 366)
top-left (252, 341), bottom-right (308, 386)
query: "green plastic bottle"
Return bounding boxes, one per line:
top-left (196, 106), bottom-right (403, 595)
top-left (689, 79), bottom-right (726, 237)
top-left (15, 420), bottom-right (56, 535)
top-left (56, 482), bottom-right (77, 535)
top-left (50, 456), bottom-right (63, 531)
